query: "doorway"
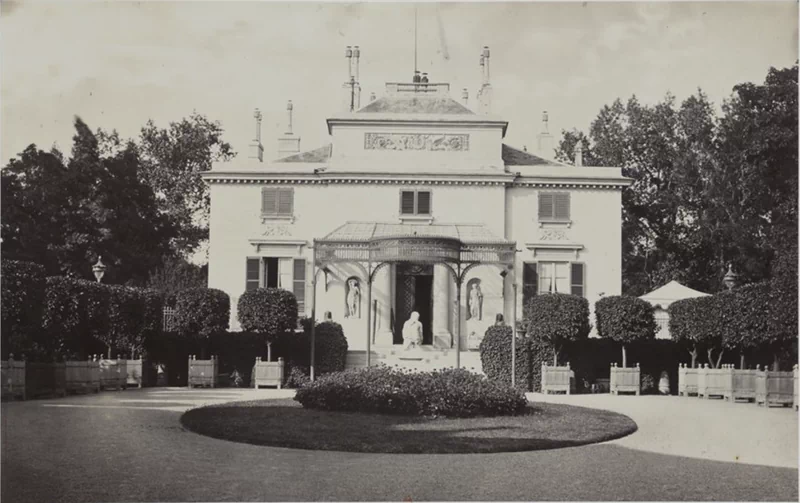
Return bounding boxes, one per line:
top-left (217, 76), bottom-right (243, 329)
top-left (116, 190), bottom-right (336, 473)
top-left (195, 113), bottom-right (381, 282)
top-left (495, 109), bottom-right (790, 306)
top-left (393, 263), bottom-right (433, 345)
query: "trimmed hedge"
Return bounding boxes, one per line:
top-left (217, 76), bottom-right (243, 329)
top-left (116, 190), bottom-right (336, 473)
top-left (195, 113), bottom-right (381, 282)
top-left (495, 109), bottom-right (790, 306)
top-left (524, 293), bottom-right (590, 365)
top-left (479, 325), bottom-right (534, 392)
top-left (294, 366), bottom-right (528, 418)
top-left (273, 319), bottom-right (348, 382)
top-left (174, 288), bottom-right (230, 339)
top-left (596, 295), bottom-right (657, 366)
top-left (237, 288), bottom-right (298, 349)
top-left (41, 276), bottom-right (87, 361)
top-left (1, 260), bottom-right (47, 359)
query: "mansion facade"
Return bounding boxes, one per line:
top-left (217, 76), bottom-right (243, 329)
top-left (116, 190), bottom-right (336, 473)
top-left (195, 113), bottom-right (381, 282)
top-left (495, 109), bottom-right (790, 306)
top-left (203, 46), bottom-right (632, 370)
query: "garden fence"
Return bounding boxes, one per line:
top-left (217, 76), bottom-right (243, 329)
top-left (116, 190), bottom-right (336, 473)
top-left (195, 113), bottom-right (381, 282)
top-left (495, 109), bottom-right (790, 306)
top-left (755, 367), bottom-right (794, 408)
top-left (65, 359), bottom-right (100, 394)
top-left (678, 364), bottom-right (698, 396)
top-left (1, 356), bottom-right (26, 400)
top-left (98, 356), bottom-right (128, 390)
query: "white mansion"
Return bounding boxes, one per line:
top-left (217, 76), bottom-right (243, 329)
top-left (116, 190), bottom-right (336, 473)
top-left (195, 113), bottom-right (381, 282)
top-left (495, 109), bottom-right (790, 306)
top-left (203, 46), bottom-right (631, 370)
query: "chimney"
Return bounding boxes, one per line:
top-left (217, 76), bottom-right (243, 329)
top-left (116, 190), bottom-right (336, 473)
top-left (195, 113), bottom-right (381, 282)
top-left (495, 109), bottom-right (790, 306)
top-left (461, 88), bottom-right (469, 107)
top-left (352, 46), bottom-right (360, 83)
top-left (478, 46), bottom-right (492, 115)
top-left (277, 100), bottom-right (301, 158)
top-left (248, 108), bottom-right (264, 162)
top-left (345, 46), bottom-right (352, 79)
top-left (536, 111), bottom-right (554, 158)
top-left (341, 45), bottom-right (361, 112)
top-left (574, 142), bottom-right (584, 167)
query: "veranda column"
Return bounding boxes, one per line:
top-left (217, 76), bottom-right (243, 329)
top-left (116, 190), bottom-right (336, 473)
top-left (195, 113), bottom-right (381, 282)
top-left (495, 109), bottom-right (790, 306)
top-left (432, 264), bottom-right (452, 349)
top-left (374, 265), bottom-right (394, 347)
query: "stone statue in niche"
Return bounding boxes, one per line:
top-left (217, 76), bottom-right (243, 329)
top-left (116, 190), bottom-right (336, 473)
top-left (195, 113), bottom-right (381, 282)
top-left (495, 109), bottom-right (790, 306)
top-left (466, 280), bottom-right (483, 321)
top-left (345, 278), bottom-right (360, 318)
top-left (402, 312), bottom-right (423, 350)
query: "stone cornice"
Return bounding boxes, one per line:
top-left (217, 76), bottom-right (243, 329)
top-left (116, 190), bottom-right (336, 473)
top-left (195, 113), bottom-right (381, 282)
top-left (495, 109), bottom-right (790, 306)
top-left (326, 117), bottom-right (509, 136)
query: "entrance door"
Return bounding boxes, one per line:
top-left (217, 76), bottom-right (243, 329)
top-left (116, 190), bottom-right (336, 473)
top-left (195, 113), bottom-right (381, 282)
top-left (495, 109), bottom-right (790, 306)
top-left (394, 264), bottom-right (433, 345)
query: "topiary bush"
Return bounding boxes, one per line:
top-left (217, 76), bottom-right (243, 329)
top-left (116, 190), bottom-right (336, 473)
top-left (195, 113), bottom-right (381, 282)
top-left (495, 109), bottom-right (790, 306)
top-left (41, 276), bottom-right (86, 361)
top-left (294, 366), bottom-right (528, 418)
top-left (1, 260), bottom-right (47, 359)
top-left (669, 295), bottom-right (726, 368)
top-left (102, 285), bottom-right (147, 358)
top-left (174, 288), bottom-right (230, 340)
top-left (595, 295), bottom-right (657, 368)
top-left (237, 288), bottom-right (298, 360)
top-left (479, 324), bottom-right (534, 392)
top-left (524, 293), bottom-right (591, 366)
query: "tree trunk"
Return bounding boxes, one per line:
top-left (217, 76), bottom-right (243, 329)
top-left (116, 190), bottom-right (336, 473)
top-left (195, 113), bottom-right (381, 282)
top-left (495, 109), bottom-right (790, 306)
top-left (715, 349), bottom-right (724, 369)
top-left (622, 344), bottom-right (627, 368)
top-left (107, 346), bottom-right (112, 359)
top-left (689, 346), bottom-right (698, 368)
top-left (773, 352), bottom-right (780, 372)
top-left (739, 353), bottom-right (745, 370)
top-left (553, 346), bottom-right (559, 366)
top-left (267, 342), bottom-right (272, 362)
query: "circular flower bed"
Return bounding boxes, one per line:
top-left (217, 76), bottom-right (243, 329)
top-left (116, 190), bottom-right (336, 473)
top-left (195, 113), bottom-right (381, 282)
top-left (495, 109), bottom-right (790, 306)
top-left (294, 366), bottom-right (528, 418)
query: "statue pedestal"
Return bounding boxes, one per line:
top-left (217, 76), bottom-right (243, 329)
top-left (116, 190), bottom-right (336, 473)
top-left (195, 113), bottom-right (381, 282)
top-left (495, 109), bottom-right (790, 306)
top-left (398, 346), bottom-right (425, 361)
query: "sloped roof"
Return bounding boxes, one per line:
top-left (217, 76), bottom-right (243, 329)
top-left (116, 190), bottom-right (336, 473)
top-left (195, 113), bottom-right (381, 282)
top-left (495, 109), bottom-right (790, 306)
top-left (639, 280), bottom-right (711, 308)
top-left (320, 222), bottom-right (512, 244)
top-left (502, 144), bottom-right (567, 167)
top-left (357, 95), bottom-right (474, 115)
top-left (275, 144), bottom-right (332, 163)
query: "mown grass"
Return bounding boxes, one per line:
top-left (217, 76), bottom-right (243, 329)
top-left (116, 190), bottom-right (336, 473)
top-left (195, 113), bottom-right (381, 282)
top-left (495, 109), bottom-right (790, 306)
top-left (180, 398), bottom-right (637, 454)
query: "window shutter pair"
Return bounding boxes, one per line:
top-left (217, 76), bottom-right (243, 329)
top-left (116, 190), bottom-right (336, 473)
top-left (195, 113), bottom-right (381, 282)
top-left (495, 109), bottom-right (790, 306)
top-left (400, 190), bottom-right (431, 215)
top-left (293, 259), bottom-right (306, 313)
top-left (522, 261), bottom-right (585, 299)
top-left (262, 187), bottom-right (293, 216)
top-left (245, 258), bottom-right (260, 292)
top-left (570, 263), bottom-right (585, 297)
top-left (538, 193), bottom-right (570, 220)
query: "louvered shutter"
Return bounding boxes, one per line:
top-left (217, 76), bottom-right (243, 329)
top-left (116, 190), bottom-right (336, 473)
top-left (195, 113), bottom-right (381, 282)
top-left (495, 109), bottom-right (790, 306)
top-left (400, 191), bottom-right (415, 214)
top-left (416, 191), bottom-right (431, 215)
top-left (293, 259), bottom-right (306, 313)
top-left (554, 193), bottom-right (570, 220)
top-left (262, 188), bottom-right (278, 215)
top-left (522, 262), bottom-right (538, 308)
top-left (246, 258), bottom-right (260, 292)
top-left (570, 263), bottom-right (585, 297)
top-left (538, 193), bottom-right (554, 220)
top-left (277, 188), bottom-right (293, 216)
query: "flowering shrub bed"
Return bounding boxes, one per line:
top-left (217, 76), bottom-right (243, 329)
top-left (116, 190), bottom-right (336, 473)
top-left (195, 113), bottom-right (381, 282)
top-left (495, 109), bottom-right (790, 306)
top-left (294, 366), bottom-right (528, 418)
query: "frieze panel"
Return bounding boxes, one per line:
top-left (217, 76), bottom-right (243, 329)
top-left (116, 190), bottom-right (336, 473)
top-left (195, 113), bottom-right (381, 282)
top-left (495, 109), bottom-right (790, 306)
top-left (261, 225), bottom-right (292, 237)
top-left (364, 133), bottom-right (469, 152)
top-left (539, 229), bottom-right (568, 241)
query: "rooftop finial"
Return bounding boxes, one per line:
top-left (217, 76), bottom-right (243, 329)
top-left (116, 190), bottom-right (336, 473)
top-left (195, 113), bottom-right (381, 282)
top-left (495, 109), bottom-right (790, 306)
top-left (253, 108), bottom-right (262, 142)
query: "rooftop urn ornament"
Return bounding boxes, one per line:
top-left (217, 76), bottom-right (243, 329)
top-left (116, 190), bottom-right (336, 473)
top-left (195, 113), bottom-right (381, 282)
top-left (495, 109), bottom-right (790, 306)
top-left (723, 263), bottom-right (739, 290)
top-left (92, 256), bottom-right (107, 283)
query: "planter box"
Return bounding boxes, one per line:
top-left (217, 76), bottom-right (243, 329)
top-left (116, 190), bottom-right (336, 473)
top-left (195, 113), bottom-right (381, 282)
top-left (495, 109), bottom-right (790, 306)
top-left (124, 358), bottom-right (144, 388)
top-left (188, 355), bottom-right (217, 388)
top-left (678, 364), bottom-right (698, 396)
top-left (697, 365), bottom-right (727, 399)
top-left (98, 357), bottom-right (128, 391)
top-left (541, 363), bottom-right (573, 395)
top-left (755, 367), bottom-right (794, 408)
top-left (26, 362), bottom-right (66, 398)
top-left (724, 366), bottom-right (757, 403)
top-left (1, 357), bottom-right (26, 400)
top-left (65, 359), bottom-right (100, 394)
top-left (610, 364), bottom-right (640, 395)
top-left (253, 357), bottom-right (284, 389)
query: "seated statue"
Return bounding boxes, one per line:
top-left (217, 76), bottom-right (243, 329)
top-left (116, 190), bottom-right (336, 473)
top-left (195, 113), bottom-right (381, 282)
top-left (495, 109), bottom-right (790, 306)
top-left (402, 311), bottom-right (423, 351)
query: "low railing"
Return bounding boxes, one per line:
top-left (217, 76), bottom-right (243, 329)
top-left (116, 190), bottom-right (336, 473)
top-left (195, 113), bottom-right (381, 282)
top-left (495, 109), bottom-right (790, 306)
top-left (696, 365), bottom-right (728, 399)
top-left (541, 363), bottom-right (573, 395)
top-left (26, 362), bottom-right (67, 398)
top-left (124, 355), bottom-right (144, 388)
top-left (98, 356), bottom-right (128, 391)
top-left (65, 358), bottom-right (100, 394)
top-left (755, 367), bottom-right (794, 408)
top-left (1, 355), bottom-right (26, 400)
top-left (610, 363), bottom-right (640, 395)
top-left (678, 364), bottom-right (698, 396)
top-left (188, 355), bottom-right (217, 388)
top-left (252, 357), bottom-right (284, 389)
top-left (723, 366), bottom-right (757, 402)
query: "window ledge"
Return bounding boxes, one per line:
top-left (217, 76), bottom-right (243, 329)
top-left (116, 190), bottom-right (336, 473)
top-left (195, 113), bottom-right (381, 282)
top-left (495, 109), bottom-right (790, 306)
top-left (399, 215), bottom-right (434, 224)
top-left (538, 219), bottom-right (572, 228)
top-left (261, 215), bottom-right (295, 224)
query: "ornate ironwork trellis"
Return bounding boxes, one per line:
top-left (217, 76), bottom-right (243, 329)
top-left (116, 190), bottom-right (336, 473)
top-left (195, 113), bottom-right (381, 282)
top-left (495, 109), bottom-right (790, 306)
top-left (308, 226), bottom-right (516, 378)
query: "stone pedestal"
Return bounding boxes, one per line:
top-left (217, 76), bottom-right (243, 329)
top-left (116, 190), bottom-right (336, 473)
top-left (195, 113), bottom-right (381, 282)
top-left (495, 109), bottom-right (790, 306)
top-left (433, 264), bottom-right (452, 349)
top-left (374, 265), bottom-right (394, 347)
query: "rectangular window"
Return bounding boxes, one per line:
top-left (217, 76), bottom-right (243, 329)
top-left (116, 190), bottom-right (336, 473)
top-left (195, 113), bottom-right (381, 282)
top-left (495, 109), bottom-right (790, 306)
top-left (538, 262), bottom-right (569, 294)
top-left (262, 187), bottom-right (294, 217)
top-left (245, 258), bottom-right (260, 292)
top-left (570, 263), bottom-right (585, 297)
top-left (400, 190), bottom-right (431, 215)
top-left (522, 262), bottom-right (538, 309)
top-left (293, 259), bottom-right (306, 313)
top-left (538, 192), bottom-right (570, 221)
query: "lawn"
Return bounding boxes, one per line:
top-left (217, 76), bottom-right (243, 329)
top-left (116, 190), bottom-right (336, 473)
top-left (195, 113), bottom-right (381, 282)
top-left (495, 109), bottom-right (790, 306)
top-left (180, 398), bottom-right (637, 454)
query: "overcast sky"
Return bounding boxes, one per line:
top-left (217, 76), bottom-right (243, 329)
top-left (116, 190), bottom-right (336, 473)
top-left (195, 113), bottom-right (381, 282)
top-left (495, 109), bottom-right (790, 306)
top-left (2, 1), bottom-right (798, 164)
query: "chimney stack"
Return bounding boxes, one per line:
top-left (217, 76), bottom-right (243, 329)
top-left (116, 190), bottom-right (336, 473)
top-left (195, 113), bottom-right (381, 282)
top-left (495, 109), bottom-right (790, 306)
top-left (277, 100), bottom-right (301, 158)
top-left (536, 111), bottom-right (554, 158)
top-left (345, 46), bottom-right (352, 79)
top-left (461, 88), bottom-right (469, 107)
top-left (341, 45), bottom-right (362, 112)
top-left (352, 46), bottom-right (360, 83)
top-left (478, 46), bottom-right (493, 115)
top-left (248, 108), bottom-right (264, 162)
top-left (574, 142), bottom-right (584, 167)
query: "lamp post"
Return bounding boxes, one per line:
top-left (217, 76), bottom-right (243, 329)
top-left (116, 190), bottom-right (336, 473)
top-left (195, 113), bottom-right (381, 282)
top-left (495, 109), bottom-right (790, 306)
top-left (92, 256), bottom-right (107, 283)
top-left (500, 267), bottom-right (516, 388)
top-left (309, 245), bottom-right (331, 382)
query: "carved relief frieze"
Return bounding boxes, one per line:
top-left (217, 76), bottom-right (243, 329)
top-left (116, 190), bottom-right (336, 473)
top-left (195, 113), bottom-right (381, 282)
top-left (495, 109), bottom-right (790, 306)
top-left (364, 133), bottom-right (469, 152)
top-left (260, 224), bottom-right (292, 237)
top-left (539, 229), bottom-right (568, 241)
